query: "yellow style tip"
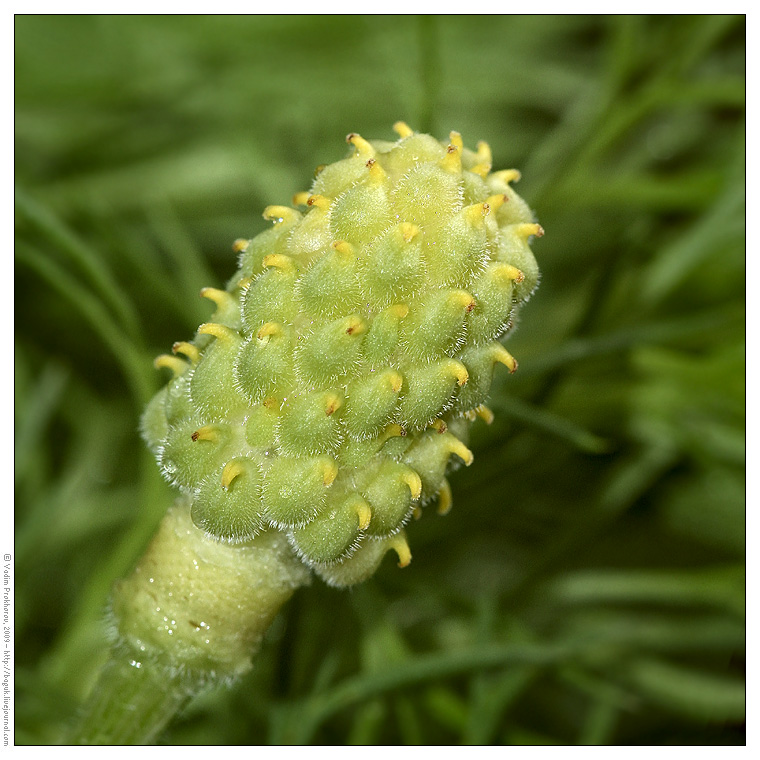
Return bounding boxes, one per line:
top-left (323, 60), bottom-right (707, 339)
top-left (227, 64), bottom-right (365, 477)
top-left (398, 222), bottom-right (420, 243)
top-left (442, 142), bottom-right (462, 173)
top-left (306, 194), bottom-right (331, 211)
top-left (172, 341), bottom-right (200, 364)
top-left (392, 121), bottom-right (414, 138)
top-left (447, 438), bottom-right (474, 467)
top-left (494, 263), bottom-right (525, 284)
top-left (493, 169), bottom-right (521, 184)
top-left (451, 290), bottom-right (476, 313)
top-left (447, 359), bottom-right (469, 387)
top-left (387, 371), bottom-right (404, 393)
top-left (322, 460), bottom-right (339, 487)
top-left (486, 194), bottom-right (509, 212)
top-left (381, 423), bottom-right (405, 442)
top-left (262, 205), bottom-right (299, 224)
top-left (221, 459), bottom-right (246, 490)
top-left (331, 240), bottom-right (355, 257)
top-left (476, 139), bottom-right (493, 165)
top-left (354, 499), bottom-right (372, 531)
top-left (324, 393), bottom-right (343, 417)
top-left (200, 287), bottom-right (235, 308)
top-left (390, 534), bottom-right (412, 568)
top-left (365, 157), bottom-right (386, 183)
top-left (191, 425), bottom-right (219, 443)
top-left (346, 132), bottom-right (375, 158)
top-left (515, 223), bottom-right (545, 241)
top-left (344, 315), bottom-right (366, 336)
top-left (464, 202), bottom-right (491, 225)
top-left (197, 322), bottom-right (236, 342)
top-left (232, 238), bottom-right (249, 253)
top-left (492, 344), bottom-right (518, 373)
top-left (430, 418), bottom-right (448, 434)
top-left (475, 404), bottom-right (495, 425)
top-left (292, 191), bottom-right (311, 207)
top-left (153, 354), bottom-right (187, 376)
top-left (388, 303), bottom-right (410, 320)
top-left (470, 162), bottom-right (492, 178)
top-left (436, 479), bottom-right (453, 516)
top-left (262, 253), bottom-right (295, 272)
top-left (402, 470), bottom-right (423, 501)
top-left (257, 321), bottom-right (283, 340)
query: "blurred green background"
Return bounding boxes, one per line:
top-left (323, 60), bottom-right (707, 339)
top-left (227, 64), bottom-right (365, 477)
top-left (15, 15), bottom-right (745, 745)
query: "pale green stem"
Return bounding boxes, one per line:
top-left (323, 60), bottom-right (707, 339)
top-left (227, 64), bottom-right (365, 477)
top-left (68, 500), bottom-right (311, 745)
top-left (68, 657), bottom-right (196, 745)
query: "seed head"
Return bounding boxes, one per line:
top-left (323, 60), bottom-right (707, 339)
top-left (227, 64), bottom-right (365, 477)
top-left (142, 125), bottom-right (542, 586)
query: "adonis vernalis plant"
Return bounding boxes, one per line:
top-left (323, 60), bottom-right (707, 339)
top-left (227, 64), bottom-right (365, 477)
top-left (72, 123), bottom-right (542, 744)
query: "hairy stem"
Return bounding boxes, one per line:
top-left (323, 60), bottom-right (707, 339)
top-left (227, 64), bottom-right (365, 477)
top-left (69, 500), bottom-right (311, 745)
top-left (68, 657), bottom-right (196, 745)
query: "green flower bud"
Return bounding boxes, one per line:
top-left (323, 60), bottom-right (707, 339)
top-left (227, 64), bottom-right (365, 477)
top-left (360, 459), bottom-right (421, 538)
top-left (468, 261), bottom-right (523, 342)
top-left (277, 390), bottom-right (344, 455)
top-left (141, 385), bottom-right (173, 455)
top-left (361, 304), bottom-right (409, 366)
top-left (401, 288), bottom-right (475, 361)
top-left (261, 455), bottom-right (337, 529)
top-left (236, 206), bottom-right (300, 280)
top-left (241, 256), bottom-right (300, 331)
top-left (191, 457), bottom-right (266, 543)
top-left (329, 163), bottom-right (393, 244)
top-left (297, 314), bottom-right (366, 385)
top-left (344, 369), bottom-right (404, 439)
top-left (392, 162), bottom-right (462, 227)
top-left (312, 532), bottom-right (412, 588)
top-left (398, 358), bottom-right (469, 431)
top-left (163, 372), bottom-right (195, 424)
top-left (285, 199), bottom-right (331, 257)
top-left (297, 241), bottom-right (362, 318)
top-left (144, 123), bottom-right (541, 586)
top-left (289, 491), bottom-right (371, 564)
top-left (381, 128), bottom-right (445, 175)
top-left (360, 223), bottom-right (425, 308)
top-left (244, 400), bottom-right (279, 449)
top-left (403, 430), bottom-right (474, 504)
top-left (159, 419), bottom-right (241, 491)
top-left (457, 342), bottom-right (518, 413)
top-left (421, 203), bottom-right (490, 287)
top-left (189, 324), bottom-right (246, 418)
top-left (495, 222), bottom-right (543, 301)
top-left (310, 154), bottom-right (367, 197)
top-left (337, 424), bottom-right (405, 467)
top-left (234, 323), bottom-right (295, 404)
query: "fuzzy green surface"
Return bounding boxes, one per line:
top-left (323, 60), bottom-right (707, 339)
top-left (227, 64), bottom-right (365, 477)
top-left (140, 126), bottom-right (539, 582)
top-left (15, 15), bottom-right (744, 746)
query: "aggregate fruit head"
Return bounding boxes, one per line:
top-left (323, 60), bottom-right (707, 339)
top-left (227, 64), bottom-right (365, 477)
top-left (141, 122), bottom-right (543, 588)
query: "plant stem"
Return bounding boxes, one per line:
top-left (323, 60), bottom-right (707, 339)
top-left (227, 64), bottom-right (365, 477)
top-left (68, 657), bottom-right (196, 745)
top-left (68, 500), bottom-right (312, 745)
